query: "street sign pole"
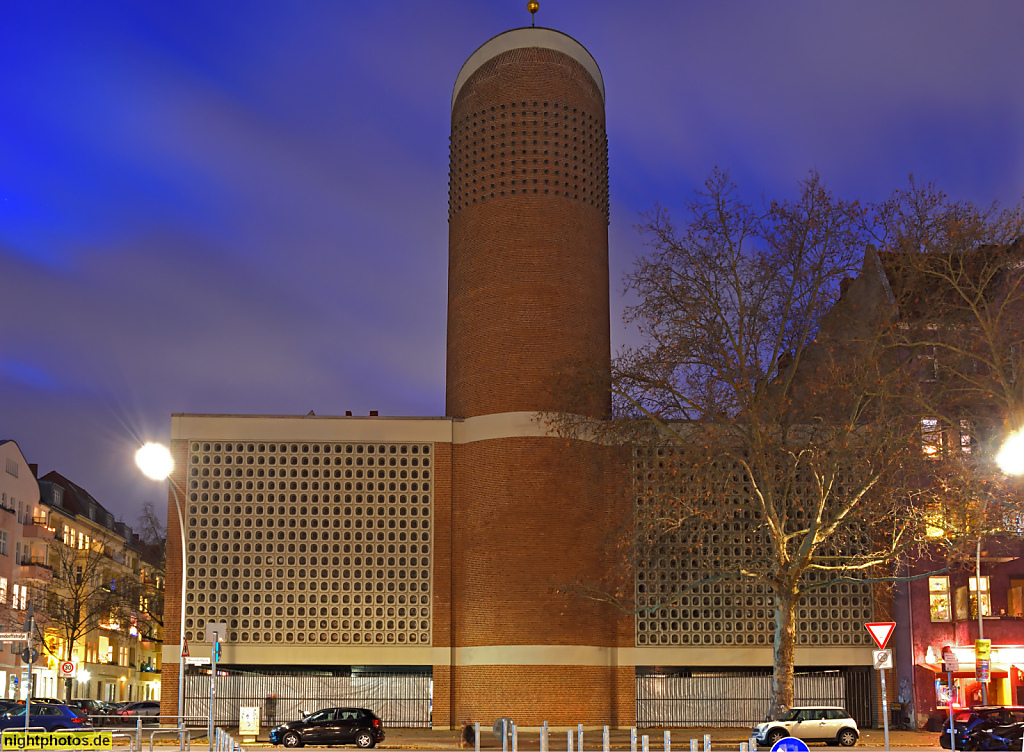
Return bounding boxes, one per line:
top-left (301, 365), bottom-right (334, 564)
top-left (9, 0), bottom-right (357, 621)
top-left (943, 647), bottom-right (959, 752)
top-left (880, 666), bottom-right (890, 752)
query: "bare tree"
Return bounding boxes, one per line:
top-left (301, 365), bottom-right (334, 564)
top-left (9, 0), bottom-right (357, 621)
top-left (555, 170), bottom-right (947, 717)
top-left (31, 531), bottom-right (129, 699)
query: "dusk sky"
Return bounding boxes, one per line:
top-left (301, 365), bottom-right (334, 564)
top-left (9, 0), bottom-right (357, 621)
top-left (2, 1), bottom-right (1022, 525)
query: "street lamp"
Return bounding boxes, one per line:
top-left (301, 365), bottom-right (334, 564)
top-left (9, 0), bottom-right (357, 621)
top-left (134, 442), bottom-right (185, 725)
top-left (975, 428), bottom-right (1024, 705)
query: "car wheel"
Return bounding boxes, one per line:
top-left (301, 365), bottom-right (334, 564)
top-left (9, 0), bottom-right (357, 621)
top-left (283, 732), bottom-right (302, 748)
top-left (355, 731), bottom-right (376, 749)
top-left (766, 729), bottom-right (787, 745)
top-left (837, 729), bottom-right (858, 747)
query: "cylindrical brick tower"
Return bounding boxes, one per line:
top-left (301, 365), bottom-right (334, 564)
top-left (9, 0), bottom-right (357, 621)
top-left (441, 26), bottom-right (633, 727)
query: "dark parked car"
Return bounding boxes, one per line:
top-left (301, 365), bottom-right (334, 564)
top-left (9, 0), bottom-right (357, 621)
top-left (0, 703), bottom-right (92, 732)
top-left (67, 699), bottom-right (119, 722)
top-left (269, 707), bottom-right (385, 748)
top-left (940, 707), bottom-right (1024, 749)
top-left (964, 722), bottom-right (1024, 751)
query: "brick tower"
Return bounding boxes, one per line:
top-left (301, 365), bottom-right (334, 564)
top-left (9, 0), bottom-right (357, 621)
top-left (442, 25), bottom-right (632, 726)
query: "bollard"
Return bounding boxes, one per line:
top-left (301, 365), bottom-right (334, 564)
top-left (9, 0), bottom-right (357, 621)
top-left (690, 740), bottom-right (698, 752)
top-left (741, 744), bottom-right (749, 752)
top-left (642, 736), bottom-right (650, 752)
top-left (631, 728), bottom-right (638, 752)
top-left (749, 741), bottom-right (757, 752)
top-left (503, 719), bottom-right (509, 752)
top-left (664, 731), bottom-right (671, 752)
top-left (475, 723), bottom-right (480, 752)
top-left (568, 729), bottom-right (574, 752)
top-left (603, 726), bottom-right (610, 752)
top-left (579, 724), bottom-right (584, 752)
top-left (543, 722), bottom-right (549, 752)
top-left (513, 723), bottom-right (518, 752)
top-left (703, 735), bottom-right (711, 752)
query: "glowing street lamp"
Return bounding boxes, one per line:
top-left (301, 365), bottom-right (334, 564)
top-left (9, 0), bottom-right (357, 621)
top-left (134, 443), bottom-right (186, 724)
top-left (996, 429), bottom-right (1024, 476)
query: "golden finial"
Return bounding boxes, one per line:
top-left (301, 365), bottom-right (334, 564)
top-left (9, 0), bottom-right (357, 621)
top-left (527, 0), bottom-right (539, 26)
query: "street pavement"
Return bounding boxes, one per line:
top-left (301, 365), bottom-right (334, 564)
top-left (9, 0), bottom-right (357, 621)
top-left (233, 726), bottom-right (943, 750)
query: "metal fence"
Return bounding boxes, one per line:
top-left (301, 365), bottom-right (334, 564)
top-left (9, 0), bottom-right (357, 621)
top-left (184, 667), bottom-right (432, 728)
top-left (636, 667), bottom-right (873, 729)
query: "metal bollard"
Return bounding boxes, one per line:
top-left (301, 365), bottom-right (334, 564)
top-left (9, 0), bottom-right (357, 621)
top-left (749, 741), bottom-right (757, 752)
top-left (690, 740), bottom-right (698, 752)
top-left (475, 723), bottom-right (480, 752)
top-left (503, 720), bottom-right (509, 752)
top-left (603, 726), bottom-right (610, 752)
top-left (665, 731), bottom-right (671, 752)
top-left (579, 724), bottom-right (584, 752)
top-left (631, 728), bottom-right (638, 752)
top-left (542, 722), bottom-right (548, 752)
top-left (703, 735), bottom-right (711, 752)
top-left (569, 729), bottom-right (574, 752)
top-left (513, 723), bottom-right (518, 752)
top-left (741, 744), bottom-right (748, 752)
top-left (642, 736), bottom-right (650, 752)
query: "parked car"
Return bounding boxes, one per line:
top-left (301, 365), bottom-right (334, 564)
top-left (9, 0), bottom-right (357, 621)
top-left (963, 722), bottom-right (1024, 751)
top-left (752, 706), bottom-right (859, 747)
top-left (939, 707), bottom-right (1024, 749)
top-left (0, 703), bottom-right (92, 732)
top-left (269, 707), bottom-right (385, 748)
top-left (67, 699), bottom-right (119, 722)
top-left (118, 701), bottom-right (160, 724)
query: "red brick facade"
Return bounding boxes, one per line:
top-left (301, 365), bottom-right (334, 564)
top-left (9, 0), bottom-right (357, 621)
top-left (447, 46), bottom-right (611, 420)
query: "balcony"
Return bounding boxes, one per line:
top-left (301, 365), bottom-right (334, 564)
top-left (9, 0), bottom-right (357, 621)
top-left (22, 520), bottom-right (56, 541)
top-left (18, 558), bottom-right (53, 580)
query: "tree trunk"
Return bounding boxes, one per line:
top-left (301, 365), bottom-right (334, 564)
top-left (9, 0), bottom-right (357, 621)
top-left (772, 586), bottom-right (798, 719)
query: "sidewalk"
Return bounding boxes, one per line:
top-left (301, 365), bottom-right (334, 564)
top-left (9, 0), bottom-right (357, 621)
top-left (241, 726), bottom-right (942, 750)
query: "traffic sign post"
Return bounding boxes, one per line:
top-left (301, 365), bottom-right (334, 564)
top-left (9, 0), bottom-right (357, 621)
top-left (942, 647), bottom-right (958, 752)
top-left (866, 623), bottom-right (896, 752)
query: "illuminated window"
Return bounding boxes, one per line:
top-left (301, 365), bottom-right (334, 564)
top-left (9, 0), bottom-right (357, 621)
top-left (0, 577), bottom-right (7, 604)
top-left (922, 419), bottom-right (943, 455)
top-left (929, 576), bottom-right (951, 622)
top-left (969, 576), bottom-right (991, 618)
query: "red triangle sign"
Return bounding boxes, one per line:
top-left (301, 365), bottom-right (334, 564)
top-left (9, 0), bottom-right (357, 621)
top-left (865, 622), bottom-right (896, 650)
top-left (181, 637), bottom-right (189, 658)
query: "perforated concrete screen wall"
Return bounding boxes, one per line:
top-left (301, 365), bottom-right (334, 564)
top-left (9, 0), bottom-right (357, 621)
top-left (633, 447), bottom-right (874, 648)
top-left (183, 441), bottom-right (433, 648)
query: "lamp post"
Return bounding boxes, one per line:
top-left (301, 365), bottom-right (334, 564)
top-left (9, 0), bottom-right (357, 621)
top-left (975, 429), bottom-right (1024, 704)
top-left (135, 443), bottom-right (185, 725)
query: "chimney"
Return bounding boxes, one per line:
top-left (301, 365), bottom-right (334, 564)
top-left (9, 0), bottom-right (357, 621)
top-left (369, 411), bottom-right (379, 417)
top-left (28, 463), bottom-right (38, 478)
top-left (345, 411), bottom-right (352, 417)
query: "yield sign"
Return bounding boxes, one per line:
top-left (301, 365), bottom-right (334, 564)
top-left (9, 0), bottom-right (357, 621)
top-left (865, 622), bottom-right (896, 650)
top-left (181, 637), bottom-right (189, 658)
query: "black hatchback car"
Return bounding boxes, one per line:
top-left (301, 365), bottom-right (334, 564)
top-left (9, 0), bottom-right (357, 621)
top-left (269, 707), bottom-right (385, 748)
top-left (940, 707), bottom-right (1024, 749)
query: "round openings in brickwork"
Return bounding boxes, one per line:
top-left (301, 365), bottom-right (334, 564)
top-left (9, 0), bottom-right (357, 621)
top-left (448, 101), bottom-right (609, 218)
top-left (181, 441), bottom-right (433, 647)
top-left (631, 449), bottom-right (874, 648)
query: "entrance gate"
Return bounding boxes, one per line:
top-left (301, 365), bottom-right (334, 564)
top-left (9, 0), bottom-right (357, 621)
top-left (184, 666), bottom-right (432, 728)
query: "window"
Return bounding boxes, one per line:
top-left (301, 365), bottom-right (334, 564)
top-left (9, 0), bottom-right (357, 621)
top-left (0, 531), bottom-right (7, 557)
top-left (52, 488), bottom-right (62, 506)
top-left (959, 419), bottom-right (973, 454)
top-left (15, 542), bottom-right (20, 564)
top-left (14, 585), bottom-right (27, 610)
top-left (970, 576), bottom-right (992, 617)
top-left (929, 576), bottom-right (952, 622)
top-left (0, 577), bottom-right (7, 604)
top-left (5, 458), bottom-right (18, 477)
top-left (922, 419), bottom-right (943, 455)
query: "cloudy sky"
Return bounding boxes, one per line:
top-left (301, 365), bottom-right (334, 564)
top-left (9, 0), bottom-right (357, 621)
top-left (2, 1), bottom-right (1022, 524)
